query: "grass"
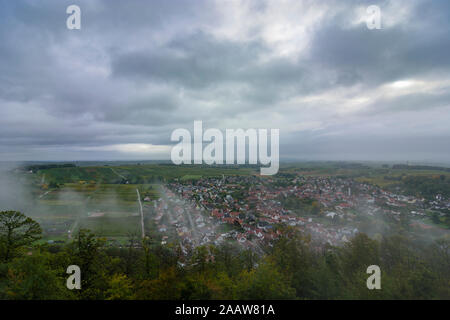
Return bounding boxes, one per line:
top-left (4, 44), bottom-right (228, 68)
top-left (38, 164), bottom-right (255, 184)
top-left (77, 216), bottom-right (141, 236)
top-left (28, 163), bottom-right (254, 239)
top-left (29, 182), bottom-right (159, 239)
top-left (181, 175), bottom-right (202, 181)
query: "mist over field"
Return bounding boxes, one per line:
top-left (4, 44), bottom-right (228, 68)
top-left (0, 163), bottom-right (32, 213)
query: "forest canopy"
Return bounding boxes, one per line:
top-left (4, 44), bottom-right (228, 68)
top-left (0, 211), bottom-right (448, 300)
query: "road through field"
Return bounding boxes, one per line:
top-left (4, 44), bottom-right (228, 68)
top-left (136, 188), bottom-right (145, 239)
top-left (39, 190), bottom-right (50, 199)
top-left (110, 167), bottom-right (127, 180)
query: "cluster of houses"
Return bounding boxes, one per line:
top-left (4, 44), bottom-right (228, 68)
top-left (149, 186), bottom-right (229, 252)
top-left (162, 176), bottom-right (361, 247)
top-left (159, 174), bottom-right (445, 249)
top-left (429, 194), bottom-right (450, 211)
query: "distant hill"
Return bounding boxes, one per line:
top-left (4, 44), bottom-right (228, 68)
top-left (392, 164), bottom-right (450, 172)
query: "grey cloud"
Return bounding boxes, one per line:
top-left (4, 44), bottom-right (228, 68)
top-left (309, 3), bottom-right (450, 88)
top-left (0, 0), bottom-right (450, 162)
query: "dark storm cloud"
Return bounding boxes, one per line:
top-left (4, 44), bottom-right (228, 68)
top-left (111, 32), bottom-right (306, 91)
top-left (310, 23), bottom-right (450, 88)
top-left (0, 0), bottom-right (449, 162)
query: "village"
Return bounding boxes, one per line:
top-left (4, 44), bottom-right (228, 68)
top-left (145, 174), bottom-right (449, 253)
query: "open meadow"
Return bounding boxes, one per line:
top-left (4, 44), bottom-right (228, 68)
top-left (30, 164), bottom-right (255, 243)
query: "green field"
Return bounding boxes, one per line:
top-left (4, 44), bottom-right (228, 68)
top-left (31, 182), bottom-right (159, 241)
top-left (38, 164), bottom-right (255, 185)
top-left (29, 164), bottom-right (254, 241)
top-left (78, 215), bottom-right (141, 237)
top-left (27, 164), bottom-right (255, 241)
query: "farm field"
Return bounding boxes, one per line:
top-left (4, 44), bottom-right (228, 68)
top-left (24, 162), bottom-right (450, 243)
top-left (38, 164), bottom-right (256, 185)
top-left (32, 182), bottom-right (159, 242)
top-left (28, 164), bottom-right (255, 243)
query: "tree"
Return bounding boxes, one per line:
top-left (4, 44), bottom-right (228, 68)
top-left (69, 229), bottom-right (108, 299)
top-left (338, 233), bottom-right (381, 299)
top-left (106, 274), bottom-right (134, 300)
top-left (136, 267), bottom-right (185, 299)
top-left (340, 233), bottom-right (380, 277)
top-left (124, 232), bottom-right (139, 277)
top-left (237, 259), bottom-right (296, 299)
top-left (0, 211), bottom-right (42, 262)
top-left (269, 231), bottom-right (314, 298)
top-left (5, 252), bottom-right (72, 300)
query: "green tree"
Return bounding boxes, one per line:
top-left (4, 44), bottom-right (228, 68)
top-left (237, 259), bottom-right (296, 299)
top-left (69, 229), bottom-right (108, 299)
top-left (0, 211), bottom-right (42, 262)
top-left (106, 274), bottom-right (134, 300)
top-left (269, 230), bottom-right (314, 298)
top-left (5, 252), bottom-right (73, 300)
top-left (136, 267), bottom-right (185, 299)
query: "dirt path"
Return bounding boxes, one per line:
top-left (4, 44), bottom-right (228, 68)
top-left (110, 167), bottom-right (127, 180)
top-left (39, 190), bottom-right (50, 199)
top-left (136, 188), bottom-right (145, 239)
top-left (68, 218), bottom-right (79, 240)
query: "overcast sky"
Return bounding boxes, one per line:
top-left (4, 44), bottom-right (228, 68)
top-left (1, 0), bottom-right (449, 163)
